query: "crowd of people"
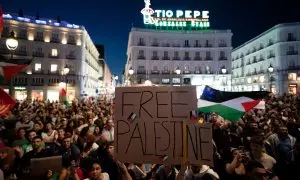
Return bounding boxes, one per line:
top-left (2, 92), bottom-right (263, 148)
top-left (0, 93), bottom-right (299, 180)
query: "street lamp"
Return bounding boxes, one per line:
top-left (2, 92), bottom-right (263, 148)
top-left (268, 65), bottom-right (274, 92)
top-left (6, 31), bottom-right (19, 59)
top-left (128, 67), bottom-right (134, 75)
top-left (64, 65), bottom-right (70, 75)
top-left (221, 67), bottom-right (227, 74)
top-left (175, 67), bottom-right (181, 75)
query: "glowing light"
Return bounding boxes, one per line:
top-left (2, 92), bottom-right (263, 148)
top-left (247, 78), bottom-right (252, 84)
top-left (259, 76), bottom-right (265, 83)
top-left (44, 37), bottom-right (50, 43)
top-left (28, 34), bottom-right (34, 41)
top-left (3, 14), bottom-right (12, 18)
top-left (61, 38), bottom-right (67, 44)
top-left (17, 17), bottom-right (30, 22)
top-left (144, 80), bottom-right (152, 86)
top-left (76, 40), bottom-right (82, 46)
top-left (35, 20), bottom-right (47, 24)
top-left (54, 22), bottom-right (60, 26)
top-left (59, 82), bottom-right (66, 89)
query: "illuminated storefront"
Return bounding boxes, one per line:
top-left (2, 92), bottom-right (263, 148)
top-left (14, 87), bottom-right (27, 101)
top-left (47, 90), bottom-right (60, 102)
top-left (32, 90), bottom-right (44, 101)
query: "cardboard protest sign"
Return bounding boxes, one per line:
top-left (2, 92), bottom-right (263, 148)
top-left (30, 156), bottom-right (62, 177)
top-left (114, 86), bottom-right (213, 166)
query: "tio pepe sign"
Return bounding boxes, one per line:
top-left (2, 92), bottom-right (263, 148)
top-left (141, 0), bottom-right (210, 28)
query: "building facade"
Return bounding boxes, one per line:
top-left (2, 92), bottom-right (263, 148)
top-left (124, 28), bottom-right (232, 97)
top-left (0, 13), bottom-right (101, 101)
top-left (231, 23), bottom-right (300, 94)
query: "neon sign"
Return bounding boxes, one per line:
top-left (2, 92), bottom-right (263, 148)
top-left (141, 0), bottom-right (210, 29)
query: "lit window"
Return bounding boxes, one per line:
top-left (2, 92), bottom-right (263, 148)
top-left (35, 63), bottom-right (41, 71)
top-left (51, 49), bottom-right (58, 56)
top-left (51, 64), bottom-right (58, 72)
top-left (288, 73), bottom-right (297, 81)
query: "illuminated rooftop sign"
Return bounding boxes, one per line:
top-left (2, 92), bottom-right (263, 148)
top-left (2, 13), bottom-right (81, 29)
top-left (141, 0), bottom-right (210, 29)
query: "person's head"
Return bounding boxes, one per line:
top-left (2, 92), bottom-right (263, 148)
top-left (90, 163), bottom-right (102, 179)
top-left (28, 130), bottom-right (37, 142)
top-left (250, 137), bottom-right (264, 156)
top-left (278, 126), bottom-right (289, 140)
top-left (250, 122), bottom-right (258, 129)
top-left (61, 118), bottom-right (67, 126)
top-left (85, 134), bottom-right (96, 145)
top-left (33, 122), bottom-right (41, 132)
top-left (22, 114), bottom-right (29, 122)
top-left (106, 141), bottom-right (114, 157)
top-left (63, 136), bottom-right (71, 149)
top-left (191, 165), bottom-right (201, 174)
top-left (32, 136), bottom-right (43, 150)
top-left (94, 126), bottom-right (100, 135)
top-left (46, 122), bottom-right (53, 131)
top-left (106, 119), bottom-right (113, 130)
top-left (58, 128), bottom-right (65, 138)
top-left (17, 128), bottom-right (26, 139)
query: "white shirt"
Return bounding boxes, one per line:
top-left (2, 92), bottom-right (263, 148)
top-left (84, 172), bottom-right (109, 180)
top-left (102, 127), bottom-right (114, 142)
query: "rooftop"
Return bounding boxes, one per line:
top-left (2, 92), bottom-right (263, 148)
top-left (3, 13), bottom-right (83, 29)
top-left (131, 27), bottom-right (232, 34)
top-left (233, 22), bottom-right (300, 52)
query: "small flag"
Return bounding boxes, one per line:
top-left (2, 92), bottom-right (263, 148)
top-left (127, 112), bottom-right (137, 123)
top-left (60, 88), bottom-right (70, 108)
top-left (190, 110), bottom-right (198, 121)
top-left (159, 155), bottom-right (168, 162)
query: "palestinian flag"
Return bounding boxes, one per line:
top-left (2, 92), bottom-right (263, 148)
top-left (0, 88), bottom-right (15, 116)
top-left (60, 88), bottom-right (70, 108)
top-left (127, 112), bottom-right (137, 124)
top-left (197, 86), bottom-right (269, 122)
top-left (0, 64), bottom-right (28, 84)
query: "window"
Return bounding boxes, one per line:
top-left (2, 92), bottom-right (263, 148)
top-left (138, 38), bottom-right (145, 45)
top-left (51, 33), bottom-right (59, 42)
top-left (50, 64), bottom-right (57, 72)
top-left (195, 40), bottom-right (199, 47)
top-left (288, 46), bottom-right (295, 52)
top-left (206, 51), bottom-right (211, 60)
top-left (220, 51), bottom-right (225, 57)
top-left (185, 52), bottom-right (189, 57)
top-left (51, 49), bottom-right (58, 56)
top-left (153, 66), bottom-right (158, 71)
top-left (35, 63), bottom-right (42, 71)
top-left (195, 52), bottom-right (200, 57)
top-left (184, 40), bottom-right (189, 47)
top-left (162, 79), bottom-right (170, 84)
top-left (19, 29), bottom-right (27, 38)
top-left (36, 31), bottom-right (43, 37)
top-left (288, 33), bottom-right (295, 41)
top-left (288, 73), bottom-right (297, 81)
top-left (164, 51), bottom-right (168, 57)
top-left (36, 47), bottom-right (43, 52)
top-left (172, 78), bottom-right (181, 84)
top-left (152, 38), bottom-right (158, 46)
top-left (164, 66), bottom-right (168, 71)
top-left (174, 51), bottom-right (179, 57)
top-left (153, 51), bottom-right (158, 57)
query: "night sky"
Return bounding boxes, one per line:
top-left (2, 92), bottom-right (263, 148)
top-left (3, 0), bottom-right (300, 76)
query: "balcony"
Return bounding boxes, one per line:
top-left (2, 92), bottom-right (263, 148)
top-left (194, 44), bottom-right (202, 48)
top-left (138, 42), bottom-right (145, 46)
top-left (137, 70), bottom-right (146, 74)
top-left (194, 71), bottom-right (202, 74)
top-left (246, 61), bottom-right (251, 65)
top-left (183, 70), bottom-right (191, 74)
top-left (288, 66), bottom-right (300, 71)
top-left (49, 54), bottom-right (59, 58)
top-left (159, 70), bottom-right (168, 75)
top-left (219, 57), bottom-right (227, 61)
top-left (162, 56), bottom-right (170, 60)
top-left (50, 38), bottom-right (60, 43)
top-left (162, 43), bottom-right (170, 47)
top-left (18, 34), bottom-right (27, 40)
top-left (204, 57), bottom-right (213, 61)
top-left (15, 51), bottom-right (27, 56)
top-left (48, 70), bottom-right (59, 75)
top-left (184, 45), bottom-right (190, 48)
top-left (287, 37), bottom-right (297, 41)
top-left (286, 51), bottom-right (298, 55)
top-left (151, 56), bottom-right (159, 60)
top-left (32, 52), bottom-right (44, 57)
top-left (172, 44), bottom-right (181, 47)
top-left (137, 56), bottom-right (145, 60)
top-left (267, 54), bottom-right (275, 59)
top-left (218, 43), bottom-right (227, 47)
top-left (173, 57), bottom-right (180, 60)
top-left (151, 70), bottom-right (160, 74)
top-left (259, 57), bottom-right (264, 61)
top-left (66, 54), bottom-right (76, 60)
top-left (252, 59), bottom-right (257, 64)
top-left (268, 41), bottom-right (274, 47)
top-left (68, 40), bottom-right (76, 45)
top-left (194, 56), bottom-right (202, 61)
top-left (151, 43), bottom-right (159, 47)
top-left (33, 70), bottom-right (44, 75)
top-left (205, 44), bottom-right (213, 48)
top-left (184, 57), bottom-right (191, 60)
top-left (35, 36), bottom-right (44, 42)
top-left (0, 48), bottom-right (10, 54)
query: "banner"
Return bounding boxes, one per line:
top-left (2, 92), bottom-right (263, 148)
top-left (114, 86), bottom-right (213, 166)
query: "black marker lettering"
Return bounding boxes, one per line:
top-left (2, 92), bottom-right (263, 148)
top-left (139, 91), bottom-right (153, 118)
top-left (156, 91), bottom-right (168, 118)
top-left (125, 123), bottom-right (144, 155)
top-left (116, 120), bottom-right (130, 153)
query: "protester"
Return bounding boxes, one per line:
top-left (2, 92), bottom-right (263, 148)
top-left (0, 93), bottom-right (300, 180)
